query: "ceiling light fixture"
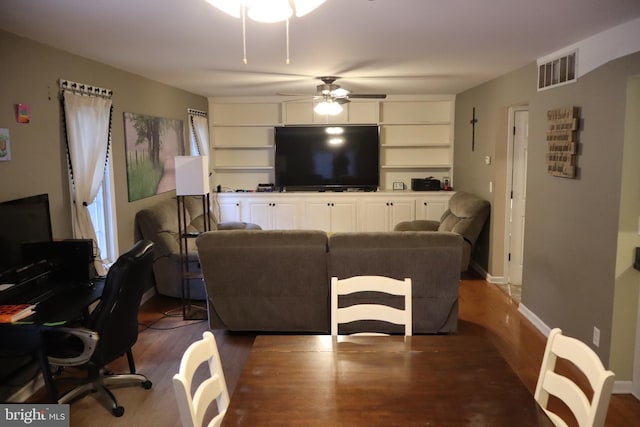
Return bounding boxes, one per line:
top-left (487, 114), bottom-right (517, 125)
top-left (205, 0), bottom-right (326, 64)
top-left (314, 98), bottom-right (343, 116)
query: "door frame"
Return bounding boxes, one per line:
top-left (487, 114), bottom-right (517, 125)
top-left (502, 106), bottom-right (529, 283)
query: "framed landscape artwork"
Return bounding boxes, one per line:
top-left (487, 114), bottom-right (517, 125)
top-left (124, 112), bottom-right (185, 201)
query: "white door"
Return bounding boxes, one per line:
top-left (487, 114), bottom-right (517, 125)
top-left (508, 109), bottom-right (529, 285)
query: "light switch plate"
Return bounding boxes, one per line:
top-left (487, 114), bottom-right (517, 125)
top-left (393, 182), bottom-right (404, 190)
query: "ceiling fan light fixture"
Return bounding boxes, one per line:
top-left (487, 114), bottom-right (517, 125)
top-left (332, 87), bottom-right (349, 98)
top-left (246, 0), bottom-right (292, 23)
top-left (207, 0), bottom-right (325, 22)
top-left (314, 100), bottom-right (343, 116)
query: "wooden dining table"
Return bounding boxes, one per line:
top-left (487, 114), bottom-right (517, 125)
top-left (221, 334), bottom-right (553, 427)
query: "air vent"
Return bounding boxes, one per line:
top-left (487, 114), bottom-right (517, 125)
top-left (537, 51), bottom-right (577, 91)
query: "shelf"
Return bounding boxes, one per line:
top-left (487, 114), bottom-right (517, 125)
top-left (379, 121), bottom-right (451, 126)
top-left (381, 164), bottom-right (452, 170)
top-left (213, 145), bottom-right (274, 149)
top-left (381, 143), bottom-right (451, 148)
top-left (213, 166), bottom-right (274, 171)
top-left (212, 123), bottom-right (281, 127)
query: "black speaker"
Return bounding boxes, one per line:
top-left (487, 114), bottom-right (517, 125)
top-left (21, 239), bottom-right (97, 283)
top-left (411, 178), bottom-right (441, 191)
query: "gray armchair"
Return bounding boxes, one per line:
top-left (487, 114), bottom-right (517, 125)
top-left (134, 196), bottom-right (260, 299)
top-left (394, 191), bottom-right (490, 271)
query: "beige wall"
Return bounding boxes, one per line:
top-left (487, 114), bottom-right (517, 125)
top-left (454, 52), bottom-right (640, 378)
top-left (0, 30), bottom-right (207, 252)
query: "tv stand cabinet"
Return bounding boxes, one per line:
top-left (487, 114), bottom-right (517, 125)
top-left (214, 191), bottom-right (454, 232)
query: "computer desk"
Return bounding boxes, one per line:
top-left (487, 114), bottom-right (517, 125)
top-left (0, 279), bottom-right (105, 402)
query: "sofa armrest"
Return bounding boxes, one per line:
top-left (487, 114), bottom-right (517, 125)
top-left (217, 221), bottom-right (262, 230)
top-left (393, 220), bottom-right (440, 231)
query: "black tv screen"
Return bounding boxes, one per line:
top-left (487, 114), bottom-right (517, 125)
top-left (275, 125), bottom-right (380, 191)
top-left (0, 193), bottom-right (53, 273)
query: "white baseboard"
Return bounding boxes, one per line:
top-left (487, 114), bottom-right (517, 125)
top-left (469, 262), bottom-right (506, 284)
top-left (518, 303), bottom-right (634, 395)
top-left (8, 375), bottom-right (45, 403)
top-left (141, 287), bottom-right (156, 305)
top-left (518, 303), bottom-right (552, 337)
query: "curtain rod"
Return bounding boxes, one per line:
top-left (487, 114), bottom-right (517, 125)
top-left (188, 108), bottom-right (207, 117)
top-left (59, 79), bottom-right (113, 99)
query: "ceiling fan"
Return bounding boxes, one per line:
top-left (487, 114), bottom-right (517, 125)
top-left (313, 76), bottom-right (387, 104)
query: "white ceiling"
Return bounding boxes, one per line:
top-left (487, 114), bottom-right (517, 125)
top-left (2, 0), bottom-right (640, 98)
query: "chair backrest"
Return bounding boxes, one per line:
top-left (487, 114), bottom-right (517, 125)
top-left (534, 328), bottom-right (615, 427)
top-left (86, 240), bottom-right (154, 366)
top-left (173, 331), bottom-right (230, 427)
top-left (331, 275), bottom-right (412, 336)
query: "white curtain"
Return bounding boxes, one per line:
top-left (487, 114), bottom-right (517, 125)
top-left (63, 91), bottom-right (112, 276)
top-left (190, 113), bottom-right (210, 156)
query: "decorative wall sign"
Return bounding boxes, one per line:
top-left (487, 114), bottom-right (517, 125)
top-left (546, 106), bottom-right (579, 178)
top-left (124, 112), bottom-right (185, 201)
top-left (0, 128), bottom-right (11, 161)
top-left (16, 104), bottom-right (30, 123)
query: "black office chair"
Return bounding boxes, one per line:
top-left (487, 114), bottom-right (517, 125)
top-left (45, 240), bottom-right (155, 417)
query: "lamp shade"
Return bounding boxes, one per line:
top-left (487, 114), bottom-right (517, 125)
top-left (175, 156), bottom-right (210, 195)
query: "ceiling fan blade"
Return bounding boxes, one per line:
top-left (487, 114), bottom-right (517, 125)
top-left (349, 93), bottom-right (387, 99)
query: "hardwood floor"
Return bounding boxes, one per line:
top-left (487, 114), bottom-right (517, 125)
top-left (28, 274), bottom-right (640, 426)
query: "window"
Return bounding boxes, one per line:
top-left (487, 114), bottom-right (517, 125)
top-left (87, 161), bottom-right (118, 267)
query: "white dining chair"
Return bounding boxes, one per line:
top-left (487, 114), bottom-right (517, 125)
top-left (173, 331), bottom-right (230, 427)
top-left (534, 328), bottom-right (615, 427)
top-left (331, 275), bottom-right (412, 336)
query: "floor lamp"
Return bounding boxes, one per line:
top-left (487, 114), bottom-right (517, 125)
top-left (175, 156), bottom-right (210, 320)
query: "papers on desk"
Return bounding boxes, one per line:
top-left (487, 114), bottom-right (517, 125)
top-left (0, 303), bottom-right (36, 323)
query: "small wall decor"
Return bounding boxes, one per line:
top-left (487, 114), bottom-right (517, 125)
top-left (124, 112), bottom-right (185, 201)
top-left (16, 104), bottom-right (30, 123)
top-left (0, 128), bottom-right (11, 161)
top-left (546, 106), bottom-right (579, 178)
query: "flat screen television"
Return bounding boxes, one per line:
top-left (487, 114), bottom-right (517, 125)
top-left (275, 125), bottom-right (380, 191)
top-left (0, 193), bottom-right (53, 273)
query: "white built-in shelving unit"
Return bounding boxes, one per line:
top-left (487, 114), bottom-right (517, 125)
top-left (209, 95), bottom-right (455, 192)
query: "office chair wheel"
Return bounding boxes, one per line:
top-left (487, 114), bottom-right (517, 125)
top-left (142, 379), bottom-right (152, 389)
top-left (112, 406), bottom-right (124, 417)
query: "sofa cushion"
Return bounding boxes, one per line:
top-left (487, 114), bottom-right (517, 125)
top-left (197, 230), bottom-right (330, 332)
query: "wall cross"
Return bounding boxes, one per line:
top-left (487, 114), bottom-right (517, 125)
top-left (470, 107), bottom-right (478, 151)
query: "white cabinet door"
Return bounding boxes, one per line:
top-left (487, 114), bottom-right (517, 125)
top-left (360, 199), bottom-right (390, 232)
top-left (217, 197), bottom-right (242, 222)
top-left (271, 201), bottom-right (299, 230)
top-left (247, 200), bottom-right (272, 229)
top-left (361, 198), bottom-right (415, 231)
top-left (304, 201), bottom-right (332, 232)
top-left (303, 199), bottom-right (357, 232)
top-left (329, 200), bottom-right (357, 232)
top-left (246, 199), bottom-right (300, 230)
top-left (389, 200), bottom-right (415, 229)
top-left (416, 196), bottom-right (448, 221)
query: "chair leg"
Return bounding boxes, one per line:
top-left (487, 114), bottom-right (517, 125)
top-left (126, 349), bottom-right (136, 373)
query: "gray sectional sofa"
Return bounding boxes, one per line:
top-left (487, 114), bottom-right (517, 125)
top-left (196, 230), bottom-right (463, 334)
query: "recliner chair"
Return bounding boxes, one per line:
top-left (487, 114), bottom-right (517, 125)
top-left (135, 196), bottom-right (260, 299)
top-left (394, 191), bottom-right (490, 271)
top-left (45, 240), bottom-right (155, 417)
